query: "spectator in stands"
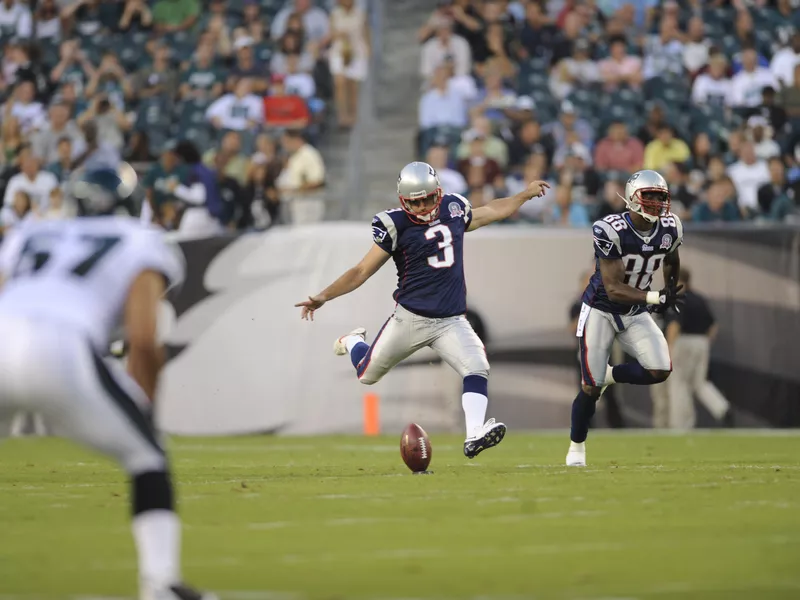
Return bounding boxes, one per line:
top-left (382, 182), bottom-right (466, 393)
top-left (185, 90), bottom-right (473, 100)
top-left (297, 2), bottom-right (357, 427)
top-left (508, 119), bottom-right (553, 172)
top-left (179, 43), bottom-right (224, 101)
top-left (230, 35), bottom-right (268, 94)
top-left (479, 22), bottom-right (515, 80)
top-left (32, 100), bottom-right (85, 165)
top-left (132, 44), bottom-right (178, 101)
top-left (557, 142), bottom-right (599, 205)
top-left (474, 71), bottom-right (516, 122)
top-left (547, 100), bottom-right (594, 158)
top-left (544, 178), bottom-right (590, 227)
top-left (53, 81), bottom-right (88, 119)
top-left (152, 0), bottom-right (200, 34)
top-left (420, 16), bottom-right (471, 80)
top-left (682, 16), bottom-right (709, 77)
top-left (285, 54), bottom-right (317, 100)
top-left (171, 140), bottom-right (229, 237)
top-left (596, 177), bottom-right (627, 220)
top-left (441, 54), bottom-right (478, 103)
top-left (643, 125), bottom-right (690, 172)
top-left (692, 180), bottom-right (740, 223)
top-left (550, 11), bottom-right (582, 66)
top-left (594, 120), bottom-right (644, 173)
top-left (45, 136), bottom-right (73, 184)
top-left (272, 0), bottom-right (330, 42)
top-left (550, 38), bottom-right (598, 102)
top-left (276, 129), bottom-right (326, 224)
top-left (727, 141), bottom-right (769, 218)
top-left (203, 131), bottom-right (248, 187)
top-left (427, 144), bottom-right (466, 196)
top-left (418, 65), bottom-right (468, 133)
top-left (0, 0), bottom-right (32, 39)
top-left (50, 40), bottom-right (96, 99)
top-left (457, 130), bottom-right (501, 186)
top-left (62, 0), bottom-right (121, 37)
top-left (203, 11), bottom-right (233, 58)
top-left (272, 31), bottom-right (316, 75)
top-left (35, 0), bottom-right (61, 41)
top-left (41, 186), bottom-right (73, 220)
top-left (665, 162), bottom-right (698, 219)
top-left (757, 156), bottom-right (797, 222)
top-left (3, 149), bottom-right (58, 212)
top-left (0, 189), bottom-right (32, 234)
top-left (518, 0), bottom-right (559, 60)
top-left (642, 14), bottom-right (684, 81)
top-left (729, 48), bottom-right (778, 108)
top-left (142, 141), bottom-right (185, 228)
top-left (0, 115), bottom-right (22, 168)
top-left (328, 0), bottom-right (370, 129)
top-left (246, 135), bottom-right (284, 228)
top-left (756, 86), bottom-right (788, 138)
top-left (771, 32), bottom-right (800, 89)
top-left (599, 35), bottom-right (643, 91)
top-left (85, 52), bottom-right (130, 109)
top-left (264, 73), bottom-right (311, 130)
top-left (689, 132), bottom-right (715, 178)
top-left (506, 151), bottom-right (554, 220)
top-left (778, 65), bottom-right (800, 122)
top-left (691, 53), bottom-right (731, 108)
top-left (206, 77), bottom-right (265, 132)
top-left (7, 81), bottom-right (45, 136)
top-left (745, 115), bottom-right (781, 161)
top-left (76, 93), bottom-right (129, 153)
top-left (456, 114), bottom-right (508, 169)
top-left (119, 0), bottom-right (153, 31)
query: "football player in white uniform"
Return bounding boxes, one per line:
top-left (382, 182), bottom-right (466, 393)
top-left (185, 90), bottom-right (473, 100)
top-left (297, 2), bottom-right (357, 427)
top-left (0, 168), bottom-right (215, 600)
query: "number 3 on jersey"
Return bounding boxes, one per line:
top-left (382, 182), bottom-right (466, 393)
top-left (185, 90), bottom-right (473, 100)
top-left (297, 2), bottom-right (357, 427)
top-left (425, 224), bottom-right (454, 269)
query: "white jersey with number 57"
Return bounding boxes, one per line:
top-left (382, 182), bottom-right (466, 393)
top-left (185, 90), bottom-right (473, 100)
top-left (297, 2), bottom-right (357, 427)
top-left (0, 217), bottom-right (185, 350)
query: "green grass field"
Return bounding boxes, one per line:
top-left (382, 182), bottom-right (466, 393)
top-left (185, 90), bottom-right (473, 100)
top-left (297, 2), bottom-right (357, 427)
top-left (1, 432), bottom-right (800, 600)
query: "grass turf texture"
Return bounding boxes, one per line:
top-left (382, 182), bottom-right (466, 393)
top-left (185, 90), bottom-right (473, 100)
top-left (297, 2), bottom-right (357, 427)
top-left (1, 432), bottom-right (800, 600)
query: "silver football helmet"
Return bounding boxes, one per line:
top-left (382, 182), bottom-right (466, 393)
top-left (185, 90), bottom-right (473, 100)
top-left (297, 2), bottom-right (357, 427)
top-left (397, 161), bottom-right (443, 223)
top-left (623, 169), bottom-right (670, 223)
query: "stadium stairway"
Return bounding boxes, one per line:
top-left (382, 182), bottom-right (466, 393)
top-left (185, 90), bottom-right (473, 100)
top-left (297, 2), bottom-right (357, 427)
top-left (335, 0), bottom-right (429, 220)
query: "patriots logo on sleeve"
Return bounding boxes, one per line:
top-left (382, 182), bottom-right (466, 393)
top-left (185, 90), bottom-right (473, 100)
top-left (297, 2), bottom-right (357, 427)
top-left (372, 225), bottom-right (387, 243)
top-left (594, 235), bottom-right (614, 256)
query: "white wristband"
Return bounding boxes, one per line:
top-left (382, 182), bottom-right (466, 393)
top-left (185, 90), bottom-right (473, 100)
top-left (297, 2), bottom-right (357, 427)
top-left (646, 291), bottom-right (662, 305)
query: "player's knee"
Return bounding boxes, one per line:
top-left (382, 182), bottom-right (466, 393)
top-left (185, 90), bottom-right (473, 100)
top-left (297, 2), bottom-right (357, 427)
top-left (649, 369), bottom-right (671, 383)
top-left (582, 384), bottom-right (603, 398)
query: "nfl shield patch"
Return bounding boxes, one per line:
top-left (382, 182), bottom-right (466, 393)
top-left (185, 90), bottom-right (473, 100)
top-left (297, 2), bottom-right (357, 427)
top-left (660, 234), bottom-right (673, 250)
top-left (449, 201), bottom-right (464, 219)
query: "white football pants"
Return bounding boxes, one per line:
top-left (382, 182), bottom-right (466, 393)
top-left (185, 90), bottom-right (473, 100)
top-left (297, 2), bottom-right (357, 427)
top-left (576, 303), bottom-right (671, 387)
top-left (0, 314), bottom-right (166, 475)
top-left (357, 304), bottom-right (489, 385)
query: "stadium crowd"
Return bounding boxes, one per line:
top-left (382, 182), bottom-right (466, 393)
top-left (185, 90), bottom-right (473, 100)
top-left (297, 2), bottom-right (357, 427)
top-left (417, 0), bottom-right (800, 226)
top-left (0, 0), bottom-right (370, 238)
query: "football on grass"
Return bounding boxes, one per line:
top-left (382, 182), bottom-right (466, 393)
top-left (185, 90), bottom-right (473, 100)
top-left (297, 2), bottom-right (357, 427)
top-left (400, 423), bottom-right (432, 473)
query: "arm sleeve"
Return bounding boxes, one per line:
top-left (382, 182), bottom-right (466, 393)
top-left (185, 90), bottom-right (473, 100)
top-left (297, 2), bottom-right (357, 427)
top-left (371, 212), bottom-right (397, 255)
top-left (174, 182), bottom-right (206, 206)
top-left (592, 219), bottom-right (623, 259)
top-left (447, 192), bottom-right (472, 229)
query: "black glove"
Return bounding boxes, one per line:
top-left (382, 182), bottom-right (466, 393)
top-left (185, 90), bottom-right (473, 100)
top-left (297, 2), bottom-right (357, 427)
top-left (656, 278), bottom-right (685, 313)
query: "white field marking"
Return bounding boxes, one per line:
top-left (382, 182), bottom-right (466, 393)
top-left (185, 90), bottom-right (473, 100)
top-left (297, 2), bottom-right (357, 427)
top-left (247, 521), bottom-right (292, 530)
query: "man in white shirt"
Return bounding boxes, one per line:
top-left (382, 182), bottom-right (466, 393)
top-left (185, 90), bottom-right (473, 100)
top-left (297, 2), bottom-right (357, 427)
top-left (420, 16), bottom-right (471, 80)
top-left (682, 16), bottom-right (710, 75)
top-left (0, 0), bottom-right (32, 38)
top-left (418, 65), bottom-right (467, 132)
top-left (426, 144), bottom-right (466, 196)
top-left (727, 141), bottom-right (770, 216)
top-left (6, 80), bottom-right (45, 135)
top-left (692, 54), bottom-right (732, 107)
top-left (271, 0), bottom-right (330, 42)
top-left (205, 77), bottom-right (264, 131)
top-left (284, 54), bottom-right (316, 100)
top-left (729, 48), bottom-right (778, 108)
top-left (770, 33), bottom-right (800, 88)
top-left (276, 129), bottom-right (326, 225)
top-left (3, 148), bottom-right (59, 212)
top-left (31, 100), bottom-right (86, 164)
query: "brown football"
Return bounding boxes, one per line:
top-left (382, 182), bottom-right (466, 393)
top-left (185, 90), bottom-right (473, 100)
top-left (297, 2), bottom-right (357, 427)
top-left (400, 423), bottom-right (432, 473)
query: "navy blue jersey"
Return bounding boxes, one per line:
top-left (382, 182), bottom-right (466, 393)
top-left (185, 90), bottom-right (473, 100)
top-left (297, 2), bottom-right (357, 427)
top-left (582, 212), bottom-right (684, 315)
top-left (372, 194), bottom-right (473, 318)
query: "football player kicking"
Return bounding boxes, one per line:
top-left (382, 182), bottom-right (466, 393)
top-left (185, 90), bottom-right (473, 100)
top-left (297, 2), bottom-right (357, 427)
top-left (568, 169), bottom-right (685, 467)
top-left (0, 167), bottom-right (215, 600)
top-left (296, 162), bottom-right (548, 458)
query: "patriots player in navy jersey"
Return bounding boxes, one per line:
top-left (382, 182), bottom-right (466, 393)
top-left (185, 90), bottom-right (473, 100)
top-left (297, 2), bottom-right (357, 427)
top-left (296, 161), bottom-right (549, 458)
top-left (568, 169), bottom-right (685, 467)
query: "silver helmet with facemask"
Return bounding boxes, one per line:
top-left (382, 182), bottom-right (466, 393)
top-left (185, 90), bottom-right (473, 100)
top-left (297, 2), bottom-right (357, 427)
top-left (623, 169), bottom-right (671, 223)
top-left (397, 161), bottom-right (443, 224)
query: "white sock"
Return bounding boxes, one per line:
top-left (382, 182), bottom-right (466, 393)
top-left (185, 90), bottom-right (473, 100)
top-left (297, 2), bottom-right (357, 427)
top-left (132, 509), bottom-right (181, 589)
top-left (605, 365), bottom-right (615, 384)
top-left (569, 441), bottom-right (585, 452)
top-left (345, 335), bottom-right (365, 353)
top-left (462, 392), bottom-right (488, 438)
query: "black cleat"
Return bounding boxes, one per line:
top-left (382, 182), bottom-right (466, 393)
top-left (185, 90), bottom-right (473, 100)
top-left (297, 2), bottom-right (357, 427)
top-left (463, 418), bottom-right (507, 459)
top-left (148, 584), bottom-right (219, 600)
